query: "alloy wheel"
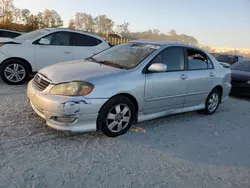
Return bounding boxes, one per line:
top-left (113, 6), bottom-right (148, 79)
top-left (208, 93), bottom-right (219, 112)
top-left (106, 104), bottom-right (131, 133)
top-left (4, 63), bottom-right (26, 83)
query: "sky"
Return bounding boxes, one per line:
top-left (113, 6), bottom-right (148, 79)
top-left (14, 0), bottom-right (250, 48)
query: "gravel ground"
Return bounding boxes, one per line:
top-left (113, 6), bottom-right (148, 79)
top-left (0, 80), bottom-right (250, 188)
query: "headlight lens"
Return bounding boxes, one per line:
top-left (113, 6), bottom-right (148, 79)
top-left (247, 80), bottom-right (250, 84)
top-left (50, 81), bottom-right (94, 96)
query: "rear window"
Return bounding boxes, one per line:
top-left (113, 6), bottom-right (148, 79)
top-left (231, 61), bottom-right (250, 72)
top-left (71, 33), bottom-right (102, 46)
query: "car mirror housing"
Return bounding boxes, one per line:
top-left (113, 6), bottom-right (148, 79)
top-left (148, 63), bottom-right (167, 72)
top-left (39, 38), bottom-right (50, 45)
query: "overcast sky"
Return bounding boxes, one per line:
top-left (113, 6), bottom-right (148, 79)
top-left (14, 0), bottom-right (250, 48)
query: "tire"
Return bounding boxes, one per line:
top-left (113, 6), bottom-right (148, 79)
top-left (203, 88), bottom-right (221, 115)
top-left (0, 59), bottom-right (29, 85)
top-left (97, 96), bottom-right (136, 137)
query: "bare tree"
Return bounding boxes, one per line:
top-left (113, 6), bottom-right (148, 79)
top-left (0, 0), bottom-right (14, 26)
top-left (68, 19), bottom-right (75, 29)
top-left (115, 22), bottom-right (129, 33)
top-left (95, 15), bottom-right (114, 34)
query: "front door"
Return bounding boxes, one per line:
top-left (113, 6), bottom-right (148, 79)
top-left (184, 48), bottom-right (215, 107)
top-left (34, 31), bottom-right (73, 71)
top-left (144, 47), bottom-right (188, 114)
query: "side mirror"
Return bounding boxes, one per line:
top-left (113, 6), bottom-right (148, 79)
top-left (39, 38), bottom-right (50, 45)
top-left (148, 63), bottom-right (167, 72)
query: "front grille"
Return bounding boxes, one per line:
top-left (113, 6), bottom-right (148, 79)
top-left (33, 74), bottom-right (51, 91)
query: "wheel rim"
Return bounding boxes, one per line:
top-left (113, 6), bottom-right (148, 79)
top-left (208, 93), bottom-right (219, 112)
top-left (106, 104), bottom-right (131, 133)
top-left (4, 63), bottom-right (26, 83)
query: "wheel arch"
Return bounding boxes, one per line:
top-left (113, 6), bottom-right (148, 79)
top-left (212, 85), bottom-right (223, 103)
top-left (98, 93), bottom-right (139, 122)
top-left (0, 57), bottom-right (32, 73)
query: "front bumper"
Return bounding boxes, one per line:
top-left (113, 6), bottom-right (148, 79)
top-left (27, 79), bottom-right (108, 132)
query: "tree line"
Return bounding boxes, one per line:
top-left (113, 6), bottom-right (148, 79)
top-left (0, 0), bottom-right (201, 46)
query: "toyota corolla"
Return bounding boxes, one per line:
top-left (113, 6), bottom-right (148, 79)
top-left (27, 40), bottom-right (231, 137)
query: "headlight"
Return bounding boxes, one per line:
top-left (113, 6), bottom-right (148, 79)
top-left (50, 81), bottom-right (94, 96)
top-left (247, 80), bottom-right (250, 84)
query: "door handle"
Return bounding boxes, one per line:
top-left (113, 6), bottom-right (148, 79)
top-left (180, 74), bottom-right (188, 80)
top-left (209, 72), bottom-right (215, 77)
top-left (64, 52), bottom-right (72, 54)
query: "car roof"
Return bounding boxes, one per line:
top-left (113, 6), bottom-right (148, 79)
top-left (216, 52), bottom-right (243, 57)
top-left (43, 28), bottom-right (105, 41)
top-left (0, 28), bottom-right (23, 34)
top-left (131, 39), bottom-right (182, 46)
top-left (130, 39), bottom-right (207, 52)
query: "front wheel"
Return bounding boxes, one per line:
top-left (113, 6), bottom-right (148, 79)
top-left (0, 59), bottom-right (28, 85)
top-left (97, 96), bottom-right (135, 137)
top-left (203, 89), bottom-right (221, 115)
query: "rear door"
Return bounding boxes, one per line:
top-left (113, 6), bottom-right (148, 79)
top-left (183, 47), bottom-right (215, 107)
top-left (33, 31), bottom-right (73, 70)
top-left (71, 32), bottom-right (109, 60)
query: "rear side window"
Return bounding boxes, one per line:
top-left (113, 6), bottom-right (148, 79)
top-left (4, 31), bottom-right (21, 38)
top-left (0, 31), bottom-right (21, 38)
top-left (151, 47), bottom-right (185, 71)
top-left (71, 33), bottom-right (102, 46)
top-left (186, 48), bottom-right (213, 70)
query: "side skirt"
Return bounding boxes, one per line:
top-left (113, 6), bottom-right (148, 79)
top-left (137, 103), bottom-right (205, 123)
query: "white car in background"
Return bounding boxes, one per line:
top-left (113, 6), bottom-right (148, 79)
top-left (0, 28), bottom-right (110, 84)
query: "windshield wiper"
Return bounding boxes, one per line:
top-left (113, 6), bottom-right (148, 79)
top-left (99, 60), bottom-right (125, 69)
top-left (86, 57), bottom-right (99, 63)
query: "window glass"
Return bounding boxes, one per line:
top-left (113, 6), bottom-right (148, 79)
top-left (3, 31), bottom-right (21, 38)
top-left (214, 54), bottom-right (237, 64)
top-left (151, 47), bottom-right (184, 71)
top-left (91, 42), bottom-right (160, 69)
top-left (187, 49), bottom-right (212, 70)
top-left (71, 33), bottom-right (102, 46)
top-left (42, 32), bottom-right (71, 46)
top-left (0, 31), bottom-right (5, 37)
top-left (230, 61), bottom-right (250, 72)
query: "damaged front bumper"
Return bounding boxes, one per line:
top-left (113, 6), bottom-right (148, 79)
top-left (27, 80), bottom-right (108, 132)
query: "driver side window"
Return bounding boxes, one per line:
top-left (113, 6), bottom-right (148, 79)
top-left (151, 47), bottom-right (185, 71)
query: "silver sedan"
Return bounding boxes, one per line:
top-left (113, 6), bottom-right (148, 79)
top-left (27, 40), bottom-right (231, 137)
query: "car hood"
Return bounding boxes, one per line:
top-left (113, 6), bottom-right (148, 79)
top-left (39, 60), bottom-right (125, 83)
top-left (231, 70), bottom-right (250, 81)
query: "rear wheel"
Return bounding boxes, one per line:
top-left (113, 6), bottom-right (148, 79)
top-left (97, 96), bottom-right (135, 137)
top-left (203, 89), bottom-right (221, 115)
top-left (0, 59), bottom-right (29, 85)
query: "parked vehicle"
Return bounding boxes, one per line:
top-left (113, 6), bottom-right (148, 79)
top-left (27, 40), bottom-right (231, 137)
top-left (212, 53), bottom-right (244, 65)
top-left (0, 29), bottom-right (23, 39)
top-left (230, 60), bottom-right (250, 96)
top-left (0, 28), bottom-right (110, 85)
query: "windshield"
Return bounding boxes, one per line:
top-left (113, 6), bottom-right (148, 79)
top-left (214, 54), bottom-right (237, 64)
top-left (14, 29), bottom-right (51, 41)
top-left (90, 42), bottom-right (160, 69)
top-left (231, 60), bottom-right (250, 72)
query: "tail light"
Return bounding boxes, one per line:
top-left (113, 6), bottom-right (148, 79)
top-left (0, 43), bottom-right (4, 47)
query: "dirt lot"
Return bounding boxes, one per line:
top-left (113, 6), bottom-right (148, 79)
top-left (0, 80), bottom-right (250, 188)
